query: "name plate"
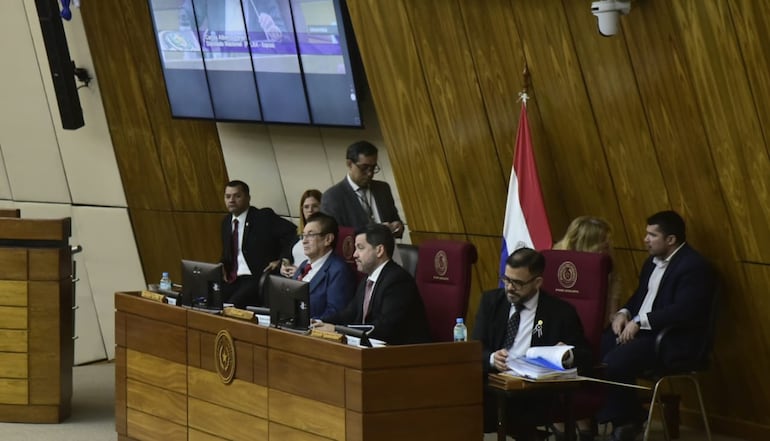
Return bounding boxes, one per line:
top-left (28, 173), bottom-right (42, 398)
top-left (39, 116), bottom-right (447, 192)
top-left (222, 307), bottom-right (254, 321)
top-left (140, 290), bottom-right (167, 303)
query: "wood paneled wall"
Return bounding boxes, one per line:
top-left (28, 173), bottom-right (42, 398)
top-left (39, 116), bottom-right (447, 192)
top-left (346, 0), bottom-right (769, 438)
top-left (80, 0), bottom-right (769, 437)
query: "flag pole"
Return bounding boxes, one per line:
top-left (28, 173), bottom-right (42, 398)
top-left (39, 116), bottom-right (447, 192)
top-left (520, 65), bottom-right (530, 105)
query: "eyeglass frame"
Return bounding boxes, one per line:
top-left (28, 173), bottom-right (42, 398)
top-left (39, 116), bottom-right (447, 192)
top-left (352, 162), bottom-right (381, 175)
top-left (499, 274), bottom-right (540, 289)
top-left (299, 232), bottom-right (329, 240)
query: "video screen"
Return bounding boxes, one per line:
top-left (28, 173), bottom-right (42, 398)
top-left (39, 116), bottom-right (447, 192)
top-left (148, 0), bottom-right (362, 126)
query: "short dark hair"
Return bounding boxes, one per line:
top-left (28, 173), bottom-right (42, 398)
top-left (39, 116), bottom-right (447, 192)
top-left (305, 212), bottom-right (339, 249)
top-left (647, 210), bottom-right (686, 243)
top-left (346, 140), bottom-right (378, 162)
top-left (226, 180), bottom-right (250, 196)
top-left (355, 223), bottom-right (394, 258)
top-left (505, 247), bottom-right (545, 276)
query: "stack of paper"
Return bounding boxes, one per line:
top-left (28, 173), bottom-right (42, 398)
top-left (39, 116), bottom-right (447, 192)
top-left (505, 345), bottom-right (578, 380)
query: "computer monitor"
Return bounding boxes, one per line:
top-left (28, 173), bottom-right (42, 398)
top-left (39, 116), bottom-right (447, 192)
top-left (180, 260), bottom-right (223, 307)
top-left (265, 275), bottom-right (310, 331)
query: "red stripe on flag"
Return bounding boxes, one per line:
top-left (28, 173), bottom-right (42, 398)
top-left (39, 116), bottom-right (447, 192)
top-left (514, 103), bottom-right (552, 250)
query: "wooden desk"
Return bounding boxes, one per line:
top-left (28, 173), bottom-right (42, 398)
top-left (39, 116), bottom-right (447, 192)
top-left (488, 373), bottom-right (582, 441)
top-left (115, 292), bottom-right (483, 441)
top-left (0, 217), bottom-right (73, 423)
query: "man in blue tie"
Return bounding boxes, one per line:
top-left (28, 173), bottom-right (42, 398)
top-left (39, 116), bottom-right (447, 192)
top-left (293, 212), bottom-right (355, 321)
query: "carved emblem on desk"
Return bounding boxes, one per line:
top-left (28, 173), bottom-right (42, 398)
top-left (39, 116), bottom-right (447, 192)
top-left (557, 261), bottom-right (578, 289)
top-left (215, 330), bottom-right (235, 384)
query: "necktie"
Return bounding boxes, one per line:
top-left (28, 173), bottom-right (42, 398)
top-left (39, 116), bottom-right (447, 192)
top-left (298, 263), bottom-right (312, 281)
top-left (230, 218), bottom-right (239, 281)
top-left (502, 303), bottom-right (525, 350)
top-left (361, 279), bottom-right (375, 321)
top-left (356, 188), bottom-right (374, 221)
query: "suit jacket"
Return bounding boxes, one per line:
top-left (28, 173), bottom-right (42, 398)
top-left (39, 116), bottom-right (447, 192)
top-left (295, 253), bottom-right (355, 321)
top-left (325, 260), bottom-right (431, 345)
top-left (622, 243), bottom-right (713, 364)
top-left (472, 289), bottom-right (593, 375)
top-left (321, 178), bottom-right (401, 228)
top-left (220, 206), bottom-right (297, 278)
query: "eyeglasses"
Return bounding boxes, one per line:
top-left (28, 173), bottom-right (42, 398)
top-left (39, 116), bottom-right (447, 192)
top-left (353, 162), bottom-right (381, 174)
top-left (499, 275), bottom-right (539, 289)
top-left (299, 232), bottom-right (327, 240)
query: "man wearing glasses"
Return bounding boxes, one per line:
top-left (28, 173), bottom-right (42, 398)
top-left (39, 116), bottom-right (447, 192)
top-left (321, 140), bottom-right (404, 238)
top-left (293, 212), bottom-right (355, 321)
top-left (472, 247), bottom-right (592, 440)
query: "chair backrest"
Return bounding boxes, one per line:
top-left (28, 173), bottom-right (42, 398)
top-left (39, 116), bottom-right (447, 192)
top-left (540, 250), bottom-right (612, 361)
top-left (398, 244), bottom-right (419, 277)
top-left (335, 225), bottom-right (365, 284)
top-left (415, 240), bottom-right (478, 342)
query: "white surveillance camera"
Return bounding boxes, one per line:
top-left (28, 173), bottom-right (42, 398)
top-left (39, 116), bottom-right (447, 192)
top-left (591, 0), bottom-right (631, 37)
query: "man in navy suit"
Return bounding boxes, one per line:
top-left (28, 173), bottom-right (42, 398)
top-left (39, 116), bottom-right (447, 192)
top-left (293, 212), bottom-right (355, 321)
top-left (321, 141), bottom-right (404, 238)
top-left (316, 223), bottom-right (430, 345)
top-left (220, 180), bottom-right (297, 308)
top-left (599, 210), bottom-right (713, 441)
top-left (473, 247), bottom-right (592, 439)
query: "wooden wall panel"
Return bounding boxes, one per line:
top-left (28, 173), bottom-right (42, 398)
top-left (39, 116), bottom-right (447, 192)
top-left (406, 0), bottom-right (506, 235)
top-left (671, 1), bottom-right (770, 263)
top-left (173, 212), bottom-right (224, 265)
top-left (345, 0), bottom-right (464, 234)
top-left (457, 0), bottom-right (571, 233)
top-left (513, 1), bottom-right (624, 233)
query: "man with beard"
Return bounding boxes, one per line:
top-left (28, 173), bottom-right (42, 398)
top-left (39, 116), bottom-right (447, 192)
top-left (313, 223), bottom-right (430, 345)
top-left (598, 210), bottom-right (714, 441)
top-left (473, 247), bottom-right (592, 440)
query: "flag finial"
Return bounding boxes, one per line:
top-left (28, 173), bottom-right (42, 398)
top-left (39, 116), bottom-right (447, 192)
top-left (519, 65), bottom-right (531, 104)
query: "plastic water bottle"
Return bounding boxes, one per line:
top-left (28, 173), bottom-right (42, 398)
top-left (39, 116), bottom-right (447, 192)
top-left (453, 318), bottom-right (467, 342)
top-left (159, 272), bottom-right (172, 291)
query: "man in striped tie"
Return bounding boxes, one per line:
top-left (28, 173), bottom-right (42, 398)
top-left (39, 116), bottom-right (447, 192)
top-left (472, 248), bottom-right (592, 440)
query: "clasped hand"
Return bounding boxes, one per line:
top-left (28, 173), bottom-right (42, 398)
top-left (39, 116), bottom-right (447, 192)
top-left (611, 312), bottom-right (639, 344)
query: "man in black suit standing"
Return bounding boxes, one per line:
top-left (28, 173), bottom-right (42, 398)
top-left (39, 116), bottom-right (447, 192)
top-left (315, 224), bottom-right (430, 345)
top-left (220, 180), bottom-right (297, 308)
top-left (598, 210), bottom-right (713, 441)
top-left (473, 247), bottom-right (592, 440)
top-left (321, 140), bottom-right (404, 238)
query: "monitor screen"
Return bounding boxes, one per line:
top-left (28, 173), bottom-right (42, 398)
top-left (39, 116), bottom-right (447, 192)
top-left (181, 260), bottom-right (224, 306)
top-left (265, 275), bottom-right (310, 330)
top-left (147, 0), bottom-right (364, 127)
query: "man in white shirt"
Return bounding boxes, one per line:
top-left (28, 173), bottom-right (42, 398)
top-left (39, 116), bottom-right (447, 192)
top-left (599, 210), bottom-right (714, 441)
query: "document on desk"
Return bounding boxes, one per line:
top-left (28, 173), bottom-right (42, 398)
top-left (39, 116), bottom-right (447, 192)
top-left (505, 345), bottom-right (578, 380)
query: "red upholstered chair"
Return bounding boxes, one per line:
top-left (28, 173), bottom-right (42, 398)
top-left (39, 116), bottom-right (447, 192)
top-left (540, 250), bottom-right (613, 436)
top-left (335, 226), bottom-right (365, 284)
top-left (415, 240), bottom-right (478, 342)
top-left (540, 250), bottom-right (612, 360)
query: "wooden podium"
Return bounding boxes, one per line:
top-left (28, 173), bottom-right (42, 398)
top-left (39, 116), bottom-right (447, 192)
top-left (0, 217), bottom-right (74, 423)
top-left (115, 292), bottom-right (483, 441)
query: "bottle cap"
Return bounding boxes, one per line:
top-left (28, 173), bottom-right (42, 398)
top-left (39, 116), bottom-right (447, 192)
top-left (162, 272), bottom-right (169, 277)
top-left (456, 318), bottom-right (464, 324)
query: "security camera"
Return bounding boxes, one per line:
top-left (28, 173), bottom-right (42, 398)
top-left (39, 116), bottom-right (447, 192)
top-left (591, 0), bottom-right (631, 37)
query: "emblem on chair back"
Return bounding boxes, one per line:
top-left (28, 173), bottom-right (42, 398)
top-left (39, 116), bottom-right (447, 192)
top-left (342, 235), bottom-right (355, 261)
top-left (556, 261), bottom-right (578, 290)
top-left (433, 250), bottom-right (449, 280)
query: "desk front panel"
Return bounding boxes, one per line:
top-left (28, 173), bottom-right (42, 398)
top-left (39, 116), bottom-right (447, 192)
top-left (116, 292), bottom-right (483, 440)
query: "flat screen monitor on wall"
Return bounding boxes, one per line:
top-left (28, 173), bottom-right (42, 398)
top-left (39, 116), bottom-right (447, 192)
top-left (147, 0), bottom-right (364, 127)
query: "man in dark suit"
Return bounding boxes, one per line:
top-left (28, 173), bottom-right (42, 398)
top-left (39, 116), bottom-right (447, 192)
top-left (220, 180), bottom-right (297, 308)
top-left (293, 212), bottom-right (355, 321)
top-left (472, 247), bottom-right (592, 440)
top-left (598, 210), bottom-right (713, 441)
top-left (321, 140), bottom-right (404, 238)
top-left (315, 223), bottom-right (430, 345)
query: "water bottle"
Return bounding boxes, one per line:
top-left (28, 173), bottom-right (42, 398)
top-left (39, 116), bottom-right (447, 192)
top-left (453, 317), bottom-right (467, 342)
top-left (159, 272), bottom-right (172, 291)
